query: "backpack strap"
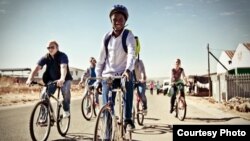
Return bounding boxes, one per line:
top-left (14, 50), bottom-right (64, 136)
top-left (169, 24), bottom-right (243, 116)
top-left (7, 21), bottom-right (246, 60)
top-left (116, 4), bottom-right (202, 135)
top-left (104, 34), bottom-right (112, 57)
top-left (121, 29), bottom-right (129, 53)
top-left (104, 29), bottom-right (130, 57)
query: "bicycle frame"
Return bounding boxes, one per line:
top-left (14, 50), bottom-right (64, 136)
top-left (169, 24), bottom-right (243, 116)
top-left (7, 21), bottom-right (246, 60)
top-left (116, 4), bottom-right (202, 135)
top-left (29, 81), bottom-right (70, 141)
top-left (172, 82), bottom-right (187, 121)
top-left (44, 88), bottom-right (62, 124)
top-left (92, 76), bottom-right (132, 140)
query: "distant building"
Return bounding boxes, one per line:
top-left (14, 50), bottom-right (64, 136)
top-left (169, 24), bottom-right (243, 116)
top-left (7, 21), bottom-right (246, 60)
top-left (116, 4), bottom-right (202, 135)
top-left (217, 50), bottom-right (235, 74)
top-left (0, 68), bottom-right (31, 77)
top-left (229, 43), bottom-right (250, 74)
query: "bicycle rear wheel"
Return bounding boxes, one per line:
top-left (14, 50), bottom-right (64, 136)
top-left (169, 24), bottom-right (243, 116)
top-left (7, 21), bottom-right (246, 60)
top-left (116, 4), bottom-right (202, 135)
top-left (136, 101), bottom-right (144, 126)
top-left (29, 101), bottom-right (51, 141)
top-left (93, 104), bottom-right (115, 141)
top-left (176, 97), bottom-right (187, 121)
top-left (57, 105), bottom-right (70, 136)
top-left (81, 93), bottom-right (93, 120)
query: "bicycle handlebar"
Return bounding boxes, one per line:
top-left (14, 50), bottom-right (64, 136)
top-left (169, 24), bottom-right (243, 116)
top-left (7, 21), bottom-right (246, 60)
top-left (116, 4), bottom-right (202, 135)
top-left (84, 76), bottom-right (127, 86)
top-left (30, 81), bottom-right (58, 87)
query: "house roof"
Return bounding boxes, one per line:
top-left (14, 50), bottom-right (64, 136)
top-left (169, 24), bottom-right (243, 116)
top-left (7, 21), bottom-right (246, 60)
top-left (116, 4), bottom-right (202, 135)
top-left (224, 50), bottom-right (235, 59)
top-left (243, 43), bottom-right (250, 51)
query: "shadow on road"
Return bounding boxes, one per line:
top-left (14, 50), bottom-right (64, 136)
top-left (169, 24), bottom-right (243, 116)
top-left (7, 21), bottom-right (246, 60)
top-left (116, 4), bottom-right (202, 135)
top-left (144, 117), bottom-right (160, 121)
top-left (133, 123), bottom-right (172, 135)
top-left (52, 133), bottom-right (93, 141)
top-left (185, 116), bottom-right (241, 123)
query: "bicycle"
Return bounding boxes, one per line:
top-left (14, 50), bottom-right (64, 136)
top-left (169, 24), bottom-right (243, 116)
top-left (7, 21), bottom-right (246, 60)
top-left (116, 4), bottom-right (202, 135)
top-left (171, 81), bottom-right (187, 121)
top-left (132, 82), bottom-right (145, 126)
top-left (81, 78), bottom-right (101, 121)
top-left (29, 81), bottom-right (70, 141)
top-left (93, 76), bottom-right (132, 141)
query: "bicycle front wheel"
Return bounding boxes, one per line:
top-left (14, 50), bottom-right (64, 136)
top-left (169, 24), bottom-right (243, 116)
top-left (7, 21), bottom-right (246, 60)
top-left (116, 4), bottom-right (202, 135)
top-left (93, 104), bottom-right (115, 141)
top-left (29, 101), bottom-right (51, 141)
top-left (57, 105), bottom-right (70, 136)
top-left (81, 94), bottom-right (93, 120)
top-left (176, 97), bottom-right (187, 121)
top-left (136, 101), bottom-right (144, 126)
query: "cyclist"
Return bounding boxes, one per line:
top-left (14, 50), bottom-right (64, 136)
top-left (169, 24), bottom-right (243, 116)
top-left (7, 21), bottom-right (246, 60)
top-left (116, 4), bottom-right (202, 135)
top-left (133, 37), bottom-right (148, 115)
top-left (26, 40), bottom-right (73, 119)
top-left (169, 58), bottom-right (188, 113)
top-left (156, 81), bottom-right (161, 95)
top-left (95, 4), bottom-right (136, 130)
top-left (149, 81), bottom-right (154, 95)
top-left (79, 57), bottom-right (99, 105)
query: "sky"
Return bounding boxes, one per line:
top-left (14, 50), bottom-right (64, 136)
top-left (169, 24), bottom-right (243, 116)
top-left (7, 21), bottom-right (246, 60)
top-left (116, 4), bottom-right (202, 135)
top-left (0, 0), bottom-right (250, 78)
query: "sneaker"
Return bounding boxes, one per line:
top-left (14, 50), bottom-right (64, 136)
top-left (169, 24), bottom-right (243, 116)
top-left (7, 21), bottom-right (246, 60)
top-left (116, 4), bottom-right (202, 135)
top-left (170, 108), bottom-right (174, 114)
top-left (124, 119), bottom-right (135, 131)
top-left (38, 118), bottom-right (47, 126)
top-left (63, 111), bottom-right (70, 118)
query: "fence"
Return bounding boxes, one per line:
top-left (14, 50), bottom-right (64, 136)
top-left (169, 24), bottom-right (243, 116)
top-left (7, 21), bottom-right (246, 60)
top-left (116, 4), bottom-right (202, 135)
top-left (226, 74), bottom-right (250, 100)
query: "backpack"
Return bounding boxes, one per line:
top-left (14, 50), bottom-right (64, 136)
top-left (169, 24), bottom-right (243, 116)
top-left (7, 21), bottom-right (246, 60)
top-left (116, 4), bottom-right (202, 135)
top-left (104, 29), bottom-right (140, 57)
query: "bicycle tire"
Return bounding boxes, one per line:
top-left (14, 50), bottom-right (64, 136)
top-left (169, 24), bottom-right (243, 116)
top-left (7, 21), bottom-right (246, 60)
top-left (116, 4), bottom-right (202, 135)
top-left (81, 93), bottom-right (93, 120)
top-left (92, 94), bottom-right (98, 117)
top-left (136, 100), bottom-right (144, 126)
top-left (176, 97), bottom-right (186, 121)
top-left (29, 101), bottom-right (51, 141)
top-left (57, 105), bottom-right (70, 136)
top-left (93, 104), bottom-right (115, 141)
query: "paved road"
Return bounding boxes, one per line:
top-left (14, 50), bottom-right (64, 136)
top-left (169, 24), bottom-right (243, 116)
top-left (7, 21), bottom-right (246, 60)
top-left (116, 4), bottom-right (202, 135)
top-left (0, 91), bottom-right (249, 141)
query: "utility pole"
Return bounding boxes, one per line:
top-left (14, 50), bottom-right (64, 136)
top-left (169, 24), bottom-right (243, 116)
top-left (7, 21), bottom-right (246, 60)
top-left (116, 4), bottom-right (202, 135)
top-left (207, 44), bottom-right (211, 97)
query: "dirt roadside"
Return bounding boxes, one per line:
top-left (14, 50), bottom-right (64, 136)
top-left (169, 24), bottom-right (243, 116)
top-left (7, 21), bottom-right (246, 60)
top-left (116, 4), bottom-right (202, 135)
top-left (186, 95), bottom-right (250, 121)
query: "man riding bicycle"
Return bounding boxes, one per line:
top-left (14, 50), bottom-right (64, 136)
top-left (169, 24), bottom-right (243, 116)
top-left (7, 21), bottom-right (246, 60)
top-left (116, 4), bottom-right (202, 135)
top-left (169, 58), bottom-right (188, 114)
top-left (133, 37), bottom-right (148, 115)
top-left (26, 40), bottom-right (73, 119)
top-left (95, 4), bottom-right (136, 130)
top-left (79, 57), bottom-right (99, 106)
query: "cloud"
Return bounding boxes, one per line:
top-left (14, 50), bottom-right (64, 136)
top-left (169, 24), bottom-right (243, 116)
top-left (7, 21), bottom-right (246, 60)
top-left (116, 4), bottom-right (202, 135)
top-left (0, 9), bottom-right (6, 14)
top-left (0, 1), bottom-right (8, 5)
top-left (176, 3), bottom-right (183, 6)
top-left (220, 11), bottom-right (235, 16)
top-left (164, 6), bottom-right (173, 10)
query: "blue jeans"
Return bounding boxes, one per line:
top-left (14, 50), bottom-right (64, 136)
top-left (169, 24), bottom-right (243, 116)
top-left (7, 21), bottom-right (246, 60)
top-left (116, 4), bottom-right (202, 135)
top-left (135, 82), bottom-right (147, 110)
top-left (101, 76), bottom-right (133, 120)
top-left (41, 80), bottom-right (71, 112)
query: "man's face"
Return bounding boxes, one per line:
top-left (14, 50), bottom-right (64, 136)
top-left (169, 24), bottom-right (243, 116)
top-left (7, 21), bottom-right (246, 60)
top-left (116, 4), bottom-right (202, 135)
top-left (47, 42), bottom-right (58, 56)
top-left (111, 13), bottom-right (126, 31)
top-left (90, 59), bottom-right (96, 65)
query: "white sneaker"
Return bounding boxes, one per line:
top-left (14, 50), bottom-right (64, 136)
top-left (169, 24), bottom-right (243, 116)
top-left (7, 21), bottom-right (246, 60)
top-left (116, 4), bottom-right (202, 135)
top-left (63, 111), bottom-right (70, 118)
top-left (143, 109), bottom-right (147, 116)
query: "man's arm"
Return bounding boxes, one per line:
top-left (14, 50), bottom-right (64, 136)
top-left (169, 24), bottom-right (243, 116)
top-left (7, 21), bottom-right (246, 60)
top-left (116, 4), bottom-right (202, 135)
top-left (79, 68), bottom-right (90, 85)
top-left (26, 65), bottom-right (42, 85)
top-left (57, 64), bottom-right (67, 87)
top-left (95, 35), bottom-right (108, 79)
top-left (182, 69), bottom-right (188, 84)
top-left (140, 60), bottom-right (147, 82)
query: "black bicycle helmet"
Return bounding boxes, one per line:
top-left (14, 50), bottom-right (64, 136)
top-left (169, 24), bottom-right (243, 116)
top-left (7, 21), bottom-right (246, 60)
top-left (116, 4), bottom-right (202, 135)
top-left (109, 4), bottom-right (129, 21)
